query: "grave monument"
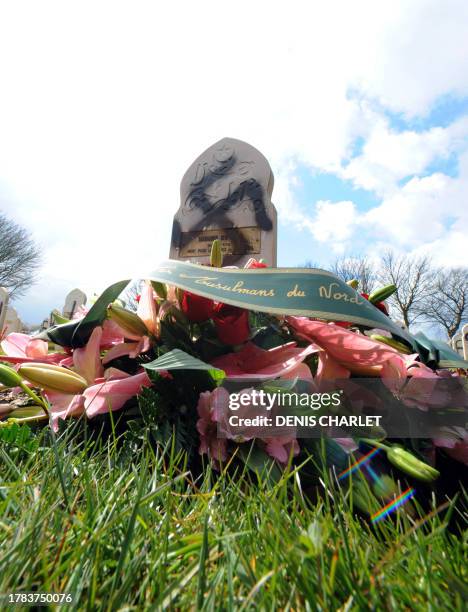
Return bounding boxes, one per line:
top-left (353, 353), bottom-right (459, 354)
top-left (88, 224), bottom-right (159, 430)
top-left (0, 287), bottom-right (9, 332)
top-left (170, 137), bottom-right (277, 267)
top-left (62, 289), bottom-right (87, 319)
top-left (451, 324), bottom-right (468, 360)
top-left (4, 306), bottom-right (22, 334)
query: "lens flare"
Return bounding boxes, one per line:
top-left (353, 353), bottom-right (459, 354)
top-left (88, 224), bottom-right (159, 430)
top-left (337, 447), bottom-right (380, 480)
top-left (371, 487), bottom-right (415, 523)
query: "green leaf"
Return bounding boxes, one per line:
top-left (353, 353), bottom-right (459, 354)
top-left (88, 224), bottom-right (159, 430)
top-left (250, 323), bottom-right (286, 350)
top-left (159, 319), bottom-right (194, 355)
top-left (261, 378), bottom-right (298, 395)
top-left (8, 405), bottom-right (48, 420)
top-left (51, 309), bottom-right (71, 325)
top-left (143, 348), bottom-right (225, 384)
top-left (36, 279), bottom-right (130, 347)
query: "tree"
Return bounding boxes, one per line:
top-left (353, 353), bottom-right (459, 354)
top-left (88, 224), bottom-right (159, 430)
top-left (377, 251), bottom-right (434, 328)
top-left (424, 267), bottom-right (468, 339)
top-left (0, 213), bottom-right (41, 297)
top-left (330, 255), bottom-right (377, 294)
top-left (303, 260), bottom-right (321, 269)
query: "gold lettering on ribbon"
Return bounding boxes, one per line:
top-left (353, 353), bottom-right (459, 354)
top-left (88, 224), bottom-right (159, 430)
top-left (319, 282), bottom-right (364, 304)
top-left (287, 284), bottom-right (306, 298)
top-left (231, 281), bottom-right (275, 297)
top-left (180, 275), bottom-right (275, 297)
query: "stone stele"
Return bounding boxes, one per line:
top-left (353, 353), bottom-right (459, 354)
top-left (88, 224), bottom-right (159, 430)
top-left (169, 137), bottom-right (277, 267)
top-left (0, 287), bottom-right (9, 332)
top-left (62, 288), bottom-right (87, 320)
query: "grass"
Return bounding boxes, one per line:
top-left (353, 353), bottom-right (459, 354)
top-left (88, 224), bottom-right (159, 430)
top-left (0, 421), bottom-right (466, 611)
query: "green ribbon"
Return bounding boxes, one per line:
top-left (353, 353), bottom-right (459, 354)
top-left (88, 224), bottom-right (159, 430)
top-left (412, 331), bottom-right (468, 369)
top-left (36, 260), bottom-right (468, 368)
top-left (150, 260), bottom-right (411, 336)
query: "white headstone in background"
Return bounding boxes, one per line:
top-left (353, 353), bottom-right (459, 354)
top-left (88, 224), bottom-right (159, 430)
top-left (62, 289), bottom-right (87, 319)
top-left (4, 307), bottom-right (23, 334)
top-left (452, 324), bottom-right (468, 360)
top-left (463, 324), bottom-right (468, 361)
top-left (452, 333), bottom-right (462, 353)
top-left (0, 287), bottom-right (9, 333)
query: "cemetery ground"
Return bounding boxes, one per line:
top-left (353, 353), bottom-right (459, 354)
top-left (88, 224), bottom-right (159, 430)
top-left (0, 418), bottom-right (466, 610)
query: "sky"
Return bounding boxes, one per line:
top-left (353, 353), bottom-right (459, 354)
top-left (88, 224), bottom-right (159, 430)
top-left (0, 0), bottom-right (467, 324)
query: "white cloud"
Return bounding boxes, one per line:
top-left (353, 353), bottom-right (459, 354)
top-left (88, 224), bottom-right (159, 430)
top-left (309, 200), bottom-right (357, 245)
top-left (351, 0), bottom-right (468, 117)
top-left (0, 1), bottom-right (467, 322)
top-left (364, 173), bottom-right (453, 245)
top-left (342, 116), bottom-right (468, 195)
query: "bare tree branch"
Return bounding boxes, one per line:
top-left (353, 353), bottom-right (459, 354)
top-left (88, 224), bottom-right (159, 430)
top-left (329, 255), bottom-right (377, 294)
top-left (0, 213), bottom-right (42, 298)
top-left (423, 267), bottom-right (468, 338)
top-left (377, 251), bottom-right (434, 328)
top-left (303, 260), bottom-right (321, 269)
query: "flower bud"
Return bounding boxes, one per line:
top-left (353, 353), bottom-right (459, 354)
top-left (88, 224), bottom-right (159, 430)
top-left (151, 281), bottom-right (167, 300)
top-left (175, 287), bottom-right (184, 305)
top-left (51, 309), bottom-right (71, 325)
top-left (210, 239), bottom-right (223, 268)
top-left (386, 446), bottom-right (439, 482)
top-left (369, 284), bottom-right (397, 304)
top-left (346, 279), bottom-right (359, 289)
top-left (18, 363), bottom-right (88, 394)
top-left (107, 304), bottom-right (148, 337)
top-left (0, 364), bottom-right (23, 388)
top-left (370, 334), bottom-right (412, 355)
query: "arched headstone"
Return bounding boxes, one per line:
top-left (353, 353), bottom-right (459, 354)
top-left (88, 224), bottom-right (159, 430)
top-left (462, 324), bottom-right (468, 361)
top-left (4, 307), bottom-right (22, 334)
top-left (450, 325), bottom-right (468, 360)
top-left (0, 287), bottom-right (9, 333)
top-left (170, 137), bottom-right (277, 267)
top-left (62, 289), bottom-right (87, 319)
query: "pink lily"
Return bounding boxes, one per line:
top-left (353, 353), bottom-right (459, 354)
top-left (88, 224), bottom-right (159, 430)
top-left (101, 281), bottom-right (160, 360)
top-left (100, 319), bottom-right (127, 347)
top-left (0, 332), bottom-right (67, 365)
top-left (334, 438), bottom-right (359, 453)
top-left (287, 318), bottom-right (406, 375)
top-left (102, 337), bottom-right (151, 365)
top-left (433, 427), bottom-right (468, 465)
top-left (44, 325), bottom-right (151, 430)
top-left (263, 436), bottom-right (300, 464)
top-left (282, 362), bottom-right (314, 381)
top-left (137, 281), bottom-right (160, 337)
top-left (48, 371), bottom-right (152, 429)
top-left (316, 351), bottom-right (351, 383)
top-left (73, 326), bottom-right (104, 384)
top-left (196, 388), bottom-right (229, 465)
top-left (47, 393), bottom-right (86, 424)
top-left (401, 362), bottom-right (468, 411)
top-left (211, 341), bottom-right (318, 380)
top-left (82, 371), bottom-right (152, 418)
top-left (100, 281), bottom-right (159, 355)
